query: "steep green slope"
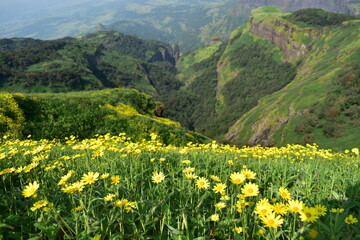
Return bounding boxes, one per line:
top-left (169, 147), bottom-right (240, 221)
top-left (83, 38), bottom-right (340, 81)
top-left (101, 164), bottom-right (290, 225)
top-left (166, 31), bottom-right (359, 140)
top-left (0, 89), bottom-right (208, 144)
top-left (164, 7), bottom-right (360, 149)
top-left (164, 7), bottom-right (296, 139)
top-left (225, 9), bottom-right (360, 149)
top-left (0, 31), bottom-right (180, 95)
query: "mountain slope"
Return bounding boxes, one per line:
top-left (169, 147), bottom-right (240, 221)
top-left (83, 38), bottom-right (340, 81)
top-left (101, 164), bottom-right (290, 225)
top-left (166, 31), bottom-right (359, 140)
top-left (164, 7), bottom-right (360, 149)
top-left (0, 88), bottom-right (208, 144)
top-left (224, 7), bottom-right (360, 149)
top-left (0, 31), bottom-right (180, 95)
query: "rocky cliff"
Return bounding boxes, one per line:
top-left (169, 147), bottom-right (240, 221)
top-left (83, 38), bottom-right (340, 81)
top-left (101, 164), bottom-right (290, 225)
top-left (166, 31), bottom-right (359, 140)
top-left (249, 9), bottom-right (324, 61)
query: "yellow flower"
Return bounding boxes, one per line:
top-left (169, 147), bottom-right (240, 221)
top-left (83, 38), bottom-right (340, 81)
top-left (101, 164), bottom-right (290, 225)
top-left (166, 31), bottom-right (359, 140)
top-left (210, 214), bottom-right (219, 222)
top-left (220, 195), bottom-right (230, 201)
top-left (260, 212), bottom-right (284, 228)
top-left (254, 203), bottom-right (273, 216)
top-left (299, 207), bottom-right (319, 222)
top-left (58, 170), bottom-right (75, 185)
top-left (314, 205), bottom-right (327, 216)
top-left (287, 199), bottom-right (304, 213)
top-left (22, 181), bottom-right (40, 198)
top-left (212, 183), bottom-right (227, 194)
top-left (110, 176), bottom-right (121, 185)
top-left (232, 227), bottom-right (243, 233)
top-left (183, 167), bottom-right (195, 173)
top-left (236, 200), bottom-right (249, 211)
top-left (308, 229), bottom-right (319, 239)
top-left (330, 208), bottom-right (344, 213)
top-left (180, 160), bottom-right (191, 164)
top-left (195, 177), bottom-right (210, 189)
top-left (210, 175), bottom-right (220, 182)
top-left (351, 148), bottom-right (359, 156)
top-left (229, 172), bottom-right (246, 185)
top-left (151, 172), bottom-right (165, 184)
top-left (345, 215), bottom-right (358, 224)
top-left (214, 202), bottom-right (226, 209)
top-left (115, 199), bottom-right (129, 207)
top-left (70, 206), bottom-right (83, 212)
top-left (104, 194), bottom-right (116, 202)
top-left (227, 160), bottom-right (234, 165)
top-left (30, 199), bottom-right (48, 211)
top-left (278, 187), bottom-right (291, 200)
top-left (241, 169), bottom-right (256, 179)
top-left (184, 173), bottom-right (198, 179)
top-left (241, 182), bottom-right (259, 197)
top-left (61, 181), bottom-right (85, 194)
top-left (256, 228), bottom-right (265, 235)
top-left (100, 173), bottom-right (109, 179)
top-left (272, 203), bottom-right (288, 215)
top-left (81, 172), bottom-right (99, 185)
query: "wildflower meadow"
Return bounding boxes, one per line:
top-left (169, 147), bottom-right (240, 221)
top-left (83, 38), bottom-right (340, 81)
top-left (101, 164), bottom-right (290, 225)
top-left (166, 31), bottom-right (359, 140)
top-left (0, 133), bottom-right (359, 239)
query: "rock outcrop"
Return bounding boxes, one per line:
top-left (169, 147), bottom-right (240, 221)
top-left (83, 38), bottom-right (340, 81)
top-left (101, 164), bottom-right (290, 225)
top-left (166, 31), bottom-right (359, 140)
top-left (249, 17), bottom-right (324, 61)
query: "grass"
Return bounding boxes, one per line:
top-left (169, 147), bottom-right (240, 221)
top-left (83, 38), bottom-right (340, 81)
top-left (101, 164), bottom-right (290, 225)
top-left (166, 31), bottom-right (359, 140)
top-left (0, 133), bottom-right (359, 239)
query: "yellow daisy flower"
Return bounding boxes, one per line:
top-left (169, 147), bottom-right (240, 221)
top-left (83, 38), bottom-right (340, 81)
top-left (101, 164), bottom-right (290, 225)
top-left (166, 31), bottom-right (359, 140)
top-left (182, 167), bottom-right (195, 173)
top-left (212, 183), bottom-right (227, 194)
top-left (229, 172), bottom-right (246, 185)
top-left (151, 172), bottom-right (165, 184)
top-left (260, 212), bottom-right (284, 228)
top-left (22, 181), bottom-right (40, 198)
top-left (287, 199), bottom-right (304, 213)
top-left (30, 199), bottom-right (48, 211)
top-left (278, 187), bottom-right (291, 200)
top-left (241, 182), bottom-right (259, 197)
top-left (104, 194), bottom-right (116, 202)
top-left (81, 172), bottom-right (99, 185)
top-left (272, 203), bottom-right (288, 215)
top-left (214, 202), bottom-right (226, 209)
top-left (110, 176), bottom-right (121, 185)
top-left (345, 215), bottom-right (358, 224)
top-left (184, 173), bottom-right (198, 180)
top-left (58, 170), bottom-right (75, 185)
top-left (241, 169), bottom-right (256, 179)
top-left (300, 206), bottom-right (319, 222)
top-left (61, 181), bottom-right (85, 194)
top-left (210, 214), bottom-right (219, 222)
top-left (195, 177), bottom-right (210, 190)
top-left (210, 175), bottom-right (221, 182)
top-left (314, 204), bottom-right (327, 216)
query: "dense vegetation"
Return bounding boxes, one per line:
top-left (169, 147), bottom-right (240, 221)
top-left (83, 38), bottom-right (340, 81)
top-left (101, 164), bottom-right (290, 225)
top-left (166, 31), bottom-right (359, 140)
top-left (227, 7), bottom-right (360, 149)
top-left (0, 89), bottom-right (207, 145)
top-left (0, 31), bottom-right (180, 95)
top-left (285, 8), bottom-right (358, 26)
top-left (0, 134), bottom-right (359, 239)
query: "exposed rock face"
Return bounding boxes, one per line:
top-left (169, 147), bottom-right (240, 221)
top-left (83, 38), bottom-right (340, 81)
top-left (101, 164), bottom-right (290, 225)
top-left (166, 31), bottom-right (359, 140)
top-left (237, 0), bottom-right (354, 15)
top-left (249, 17), bottom-right (323, 61)
top-left (149, 47), bottom-right (179, 65)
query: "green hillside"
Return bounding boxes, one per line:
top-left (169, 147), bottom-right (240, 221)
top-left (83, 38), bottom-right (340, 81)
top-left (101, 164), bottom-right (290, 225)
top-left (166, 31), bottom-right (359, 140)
top-left (224, 8), bottom-right (360, 149)
top-left (0, 89), bottom-right (208, 145)
top-left (0, 31), bottom-right (180, 96)
top-left (161, 7), bottom-right (360, 150)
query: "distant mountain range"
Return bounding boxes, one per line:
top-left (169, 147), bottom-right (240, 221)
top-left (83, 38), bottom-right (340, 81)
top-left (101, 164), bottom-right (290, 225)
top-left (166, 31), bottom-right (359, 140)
top-left (1, 0), bottom-right (359, 51)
